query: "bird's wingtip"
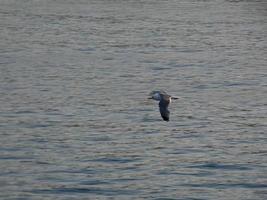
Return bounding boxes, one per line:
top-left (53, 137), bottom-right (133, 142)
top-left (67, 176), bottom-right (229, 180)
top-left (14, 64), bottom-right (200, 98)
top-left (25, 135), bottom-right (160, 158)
top-left (162, 117), bottom-right (169, 121)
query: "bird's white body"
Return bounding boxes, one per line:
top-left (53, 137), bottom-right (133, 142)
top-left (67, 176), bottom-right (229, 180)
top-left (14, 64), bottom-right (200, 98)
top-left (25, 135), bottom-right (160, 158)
top-left (151, 91), bottom-right (172, 102)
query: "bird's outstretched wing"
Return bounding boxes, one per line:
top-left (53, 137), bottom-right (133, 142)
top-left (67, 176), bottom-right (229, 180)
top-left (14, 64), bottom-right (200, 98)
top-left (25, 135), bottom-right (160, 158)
top-left (159, 96), bottom-right (170, 121)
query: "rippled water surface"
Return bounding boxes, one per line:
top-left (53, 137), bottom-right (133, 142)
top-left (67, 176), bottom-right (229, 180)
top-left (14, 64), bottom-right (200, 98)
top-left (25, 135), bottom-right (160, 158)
top-left (0, 0), bottom-right (267, 199)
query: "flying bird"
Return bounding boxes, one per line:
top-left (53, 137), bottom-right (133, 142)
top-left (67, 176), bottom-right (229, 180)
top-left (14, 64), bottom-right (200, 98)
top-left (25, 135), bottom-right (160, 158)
top-left (148, 90), bottom-right (179, 121)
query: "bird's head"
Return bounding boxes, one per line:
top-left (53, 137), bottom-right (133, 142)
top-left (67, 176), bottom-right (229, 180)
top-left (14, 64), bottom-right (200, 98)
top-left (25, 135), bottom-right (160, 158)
top-left (171, 96), bottom-right (179, 100)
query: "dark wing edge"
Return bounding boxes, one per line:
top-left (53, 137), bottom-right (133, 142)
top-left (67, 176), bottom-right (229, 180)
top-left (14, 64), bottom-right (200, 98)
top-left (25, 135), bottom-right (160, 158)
top-left (159, 99), bottom-right (170, 121)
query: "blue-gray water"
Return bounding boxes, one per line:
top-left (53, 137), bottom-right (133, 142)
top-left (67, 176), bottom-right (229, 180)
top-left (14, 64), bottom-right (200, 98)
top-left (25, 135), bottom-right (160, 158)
top-left (0, 0), bottom-right (267, 199)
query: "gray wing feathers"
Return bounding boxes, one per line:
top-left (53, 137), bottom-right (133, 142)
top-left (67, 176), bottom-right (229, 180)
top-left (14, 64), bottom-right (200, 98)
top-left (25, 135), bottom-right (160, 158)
top-left (159, 97), bottom-right (170, 121)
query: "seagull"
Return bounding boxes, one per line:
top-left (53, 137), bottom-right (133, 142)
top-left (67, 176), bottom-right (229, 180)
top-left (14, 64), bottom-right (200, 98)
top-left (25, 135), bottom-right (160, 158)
top-left (148, 90), bottom-right (179, 121)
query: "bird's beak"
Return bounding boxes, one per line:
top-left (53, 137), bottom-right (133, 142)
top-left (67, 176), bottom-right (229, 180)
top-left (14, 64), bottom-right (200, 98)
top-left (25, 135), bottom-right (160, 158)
top-left (171, 96), bottom-right (179, 100)
top-left (148, 97), bottom-right (153, 99)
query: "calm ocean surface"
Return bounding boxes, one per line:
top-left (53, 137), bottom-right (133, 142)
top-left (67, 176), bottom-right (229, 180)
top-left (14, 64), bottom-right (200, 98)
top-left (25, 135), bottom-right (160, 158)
top-left (0, 0), bottom-right (267, 199)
